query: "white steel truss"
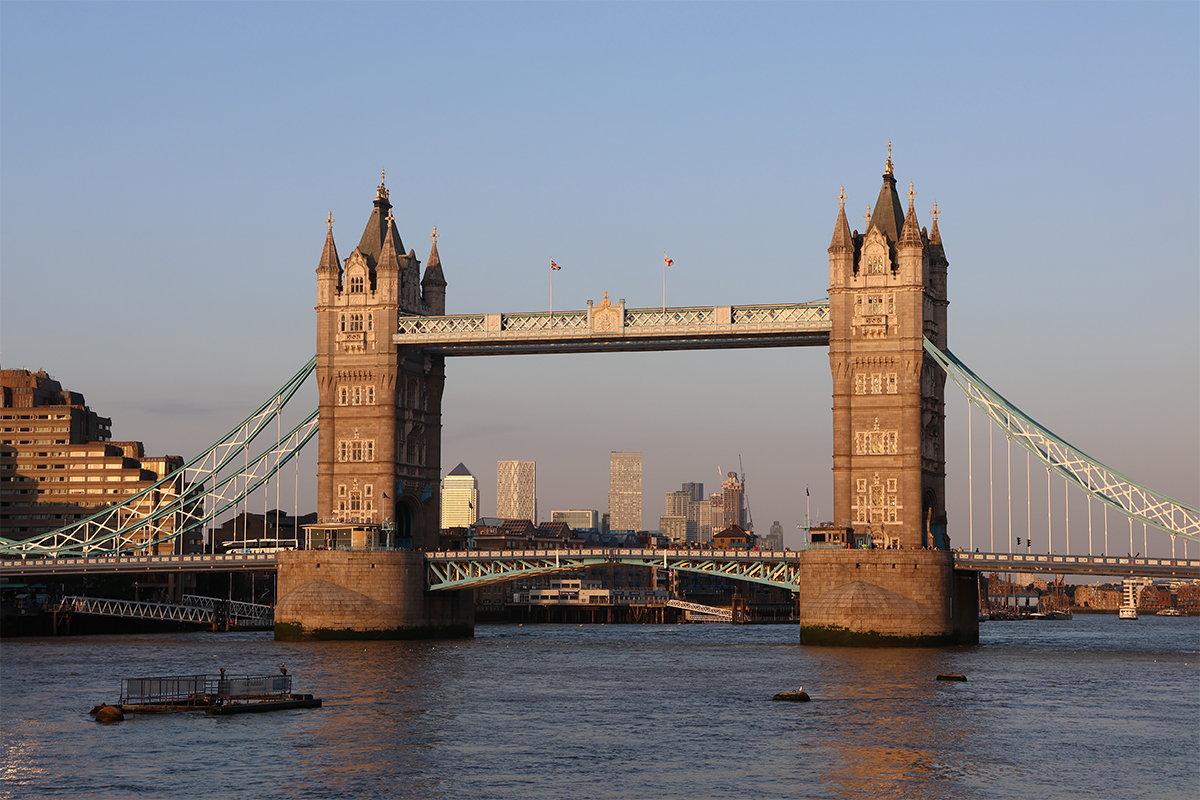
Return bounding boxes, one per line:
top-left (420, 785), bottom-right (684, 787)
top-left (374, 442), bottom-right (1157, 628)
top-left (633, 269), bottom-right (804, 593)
top-left (925, 339), bottom-right (1200, 544)
top-left (58, 595), bottom-right (273, 627)
top-left (425, 549), bottom-right (804, 592)
top-left (1, 360), bottom-right (317, 558)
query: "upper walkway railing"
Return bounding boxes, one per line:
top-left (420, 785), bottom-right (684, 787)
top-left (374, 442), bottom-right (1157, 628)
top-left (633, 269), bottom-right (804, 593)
top-left (394, 300), bottom-right (832, 355)
top-left (952, 551), bottom-right (1199, 578)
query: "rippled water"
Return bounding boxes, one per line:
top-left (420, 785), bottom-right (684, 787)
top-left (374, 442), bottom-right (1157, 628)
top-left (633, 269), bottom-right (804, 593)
top-left (2, 616), bottom-right (1197, 800)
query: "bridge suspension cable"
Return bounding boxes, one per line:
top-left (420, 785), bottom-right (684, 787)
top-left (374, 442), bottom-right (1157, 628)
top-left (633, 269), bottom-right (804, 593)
top-left (0, 359), bottom-right (317, 558)
top-left (926, 338), bottom-right (1199, 545)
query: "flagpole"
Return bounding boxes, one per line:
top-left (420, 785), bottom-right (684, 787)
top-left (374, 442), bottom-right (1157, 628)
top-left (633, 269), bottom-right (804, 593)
top-left (662, 253), bottom-right (667, 314)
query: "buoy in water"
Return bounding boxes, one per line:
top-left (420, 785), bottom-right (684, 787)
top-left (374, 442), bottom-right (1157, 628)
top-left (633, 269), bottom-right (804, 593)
top-left (936, 673), bottom-right (967, 682)
top-left (772, 691), bottom-right (810, 702)
top-left (92, 703), bottom-right (124, 723)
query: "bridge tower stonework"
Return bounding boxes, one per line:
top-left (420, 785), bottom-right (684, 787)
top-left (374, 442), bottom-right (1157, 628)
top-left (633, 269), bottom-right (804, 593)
top-left (275, 174), bottom-right (472, 640)
top-left (800, 155), bottom-right (976, 645)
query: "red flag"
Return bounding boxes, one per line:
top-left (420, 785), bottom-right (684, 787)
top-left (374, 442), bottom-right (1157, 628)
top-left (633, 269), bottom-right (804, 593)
top-left (664, 254), bottom-right (673, 268)
top-left (551, 260), bottom-right (561, 271)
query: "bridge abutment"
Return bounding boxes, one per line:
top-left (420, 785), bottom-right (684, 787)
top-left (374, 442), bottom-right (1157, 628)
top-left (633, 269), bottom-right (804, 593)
top-left (274, 551), bottom-right (473, 640)
top-left (798, 550), bottom-right (978, 646)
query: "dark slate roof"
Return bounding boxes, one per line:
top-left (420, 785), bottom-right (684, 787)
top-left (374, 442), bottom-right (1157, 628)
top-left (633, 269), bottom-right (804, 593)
top-left (867, 173), bottom-right (905, 243)
top-left (356, 183), bottom-right (404, 268)
top-left (447, 462), bottom-right (472, 477)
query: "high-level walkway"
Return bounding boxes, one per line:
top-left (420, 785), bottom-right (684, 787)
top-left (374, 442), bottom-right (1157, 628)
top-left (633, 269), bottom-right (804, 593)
top-left (394, 300), bottom-right (831, 355)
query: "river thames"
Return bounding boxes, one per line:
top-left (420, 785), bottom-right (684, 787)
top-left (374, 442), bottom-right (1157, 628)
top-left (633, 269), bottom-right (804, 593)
top-left (2, 615), bottom-right (1197, 799)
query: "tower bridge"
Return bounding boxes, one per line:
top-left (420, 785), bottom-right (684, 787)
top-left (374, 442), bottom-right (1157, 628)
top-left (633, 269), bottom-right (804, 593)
top-left (3, 157), bottom-right (1197, 644)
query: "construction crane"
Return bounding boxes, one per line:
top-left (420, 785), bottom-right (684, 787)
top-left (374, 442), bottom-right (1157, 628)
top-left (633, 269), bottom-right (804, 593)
top-left (739, 455), bottom-right (753, 532)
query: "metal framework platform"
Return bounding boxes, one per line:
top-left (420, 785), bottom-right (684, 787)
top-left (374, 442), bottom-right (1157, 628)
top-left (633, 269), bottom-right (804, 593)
top-left (394, 301), bottom-right (832, 356)
top-left (426, 548), bottom-right (805, 591)
top-left (0, 552), bottom-right (280, 577)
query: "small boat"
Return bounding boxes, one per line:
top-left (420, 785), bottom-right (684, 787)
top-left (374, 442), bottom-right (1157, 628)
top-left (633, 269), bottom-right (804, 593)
top-left (936, 673), bottom-right (967, 682)
top-left (1118, 606), bottom-right (1138, 620)
top-left (1156, 608), bottom-right (1184, 617)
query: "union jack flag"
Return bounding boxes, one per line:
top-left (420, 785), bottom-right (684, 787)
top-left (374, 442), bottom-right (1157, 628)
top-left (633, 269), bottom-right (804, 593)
top-left (664, 254), bottom-right (673, 268)
top-left (551, 260), bottom-right (560, 271)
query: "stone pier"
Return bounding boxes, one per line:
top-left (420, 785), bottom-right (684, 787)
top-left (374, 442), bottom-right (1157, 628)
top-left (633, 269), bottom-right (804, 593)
top-left (274, 550), bottom-right (473, 640)
top-left (798, 550), bottom-right (978, 646)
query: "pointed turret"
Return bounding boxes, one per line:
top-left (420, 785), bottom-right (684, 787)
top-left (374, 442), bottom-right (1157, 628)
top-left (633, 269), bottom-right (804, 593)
top-left (373, 211), bottom-right (402, 304)
top-left (899, 183), bottom-right (923, 249)
top-left (422, 227), bottom-right (447, 315)
top-left (316, 212), bottom-right (341, 306)
top-left (928, 202), bottom-right (943, 247)
top-left (828, 187), bottom-right (854, 253)
top-left (867, 145), bottom-right (905, 243)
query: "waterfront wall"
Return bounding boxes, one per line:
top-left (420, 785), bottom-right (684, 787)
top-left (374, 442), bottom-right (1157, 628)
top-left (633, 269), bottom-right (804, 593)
top-left (274, 550), bottom-right (473, 640)
top-left (798, 550), bottom-right (978, 646)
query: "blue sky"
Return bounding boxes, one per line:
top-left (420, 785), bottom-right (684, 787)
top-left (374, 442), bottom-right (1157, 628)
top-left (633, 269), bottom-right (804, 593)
top-left (2, 2), bottom-right (1196, 553)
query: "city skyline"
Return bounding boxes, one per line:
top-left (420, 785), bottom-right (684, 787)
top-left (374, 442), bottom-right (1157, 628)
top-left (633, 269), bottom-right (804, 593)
top-left (1, 4), bottom-right (1195, 554)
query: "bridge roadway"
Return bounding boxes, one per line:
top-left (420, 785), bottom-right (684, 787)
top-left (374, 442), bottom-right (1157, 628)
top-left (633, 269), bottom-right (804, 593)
top-left (3, 550), bottom-right (1197, 582)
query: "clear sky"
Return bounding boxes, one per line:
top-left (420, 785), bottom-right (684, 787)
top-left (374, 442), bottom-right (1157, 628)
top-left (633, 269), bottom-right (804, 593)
top-left (2, 2), bottom-right (1197, 553)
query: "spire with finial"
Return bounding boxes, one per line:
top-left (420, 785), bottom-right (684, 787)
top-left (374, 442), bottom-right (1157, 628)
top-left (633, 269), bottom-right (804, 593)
top-left (422, 225), bottom-right (447, 313)
top-left (377, 208), bottom-right (402, 272)
top-left (928, 201), bottom-right (942, 245)
top-left (867, 146), bottom-right (905, 242)
top-left (829, 186), bottom-right (853, 253)
top-left (899, 181), bottom-right (923, 248)
top-left (317, 211), bottom-right (340, 274)
top-left (376, 168), bottom-right (389, 202)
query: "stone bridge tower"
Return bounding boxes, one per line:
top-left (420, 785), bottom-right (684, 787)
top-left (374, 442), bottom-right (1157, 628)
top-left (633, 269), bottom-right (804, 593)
top-left (827, 153), bottom-right (949, 550)
top-left (315, 173), bottom-right (447, 550)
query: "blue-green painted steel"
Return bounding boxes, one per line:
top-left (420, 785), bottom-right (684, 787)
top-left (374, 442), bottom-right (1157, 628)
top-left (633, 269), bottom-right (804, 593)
top-left (426, 549), bottom-right (803, 592)
top-left (925, 338), bottom-right (1199, 543)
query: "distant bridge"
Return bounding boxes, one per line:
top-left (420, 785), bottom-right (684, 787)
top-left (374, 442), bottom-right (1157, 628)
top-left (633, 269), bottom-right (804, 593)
top-left (56, 594), bottom-right (273, 628)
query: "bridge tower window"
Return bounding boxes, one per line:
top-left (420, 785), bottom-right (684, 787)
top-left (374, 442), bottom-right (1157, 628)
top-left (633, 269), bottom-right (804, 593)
top-left (349, 275), bottom-right (364, 293)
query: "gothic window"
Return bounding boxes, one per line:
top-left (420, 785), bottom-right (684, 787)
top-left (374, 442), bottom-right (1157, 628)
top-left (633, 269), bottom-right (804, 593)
top-left (886, 478), bottom-right (898, 493)
top-left (871, 373), bottom-right (883, 394)
top-left (364, 484), bottom-right (372, 497)
top-left (867, 255), bottom-right (884, 274)
top-left (866, 295), bottom-right (884, 316)
top-left (886, 373), bottom-right (898, 394)
top-left (869, 484), bottom-right (884, 508)
top-left (349, 275), bottom-right (364, 293)
top-left (887, 496), bottom-right (898, 523)
top-left (353, 386), bottom-right (362, 405)
top-left (349, 314), bottom-right (364, 332)
top-left (339, 387), bottom-right (348, 405)
top-left (855, 425), bottom-right (899, 455)
top-left (338, 485), bottom-right (346, 497)
top-left (856, 478), bottom-right (867, 493)
top-left (887, 294), bottom-right (895, 314)
top-left (339, 314), bottom-right (346, 333)
top-left (367, 314), bottom-right (373, 332)
top-left (350, 492), bottom-right (361, 512)
top-left (337, 438), bottom-right (376, 462)
top-left (366, 441), bottom-right (374, 461)
top-left (338, 442), bottom-right (348, 462)
top-left (856, 499), bottom-right (867, 523)
top-left (351, 440), bottom-right (363, 461)
top-left (366, 386), bottom-right (375, 405)
top-left (855, 374), bottom-right (866, 395)
top-left (407, 440), bottom-right (416, 464)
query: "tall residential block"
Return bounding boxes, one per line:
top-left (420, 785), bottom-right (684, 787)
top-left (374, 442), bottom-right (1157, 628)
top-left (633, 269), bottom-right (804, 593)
top-left (665, 490), bottom-right (691, 517)
top-left (686, 499), bottom-right (712, 543)
top-left (496, 460), bottom-right (537, 521)
top-left (440, 462), bottom-right (479, 530)
top-left (659, 515), bottom-right (687, 543)
top-left (827, 154), bottom-right (948, 549)
top-left (681, 482), bottom-right (704, 502)
top-left (608, 452), bottom-right (642, 532)
top-left (315, 174), bottom-right (447, 548)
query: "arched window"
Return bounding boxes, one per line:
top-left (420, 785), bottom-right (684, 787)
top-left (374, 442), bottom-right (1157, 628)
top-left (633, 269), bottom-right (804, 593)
top-left (349, 275), bottom-right (364, 293)
top-left (339, 314), bottom-right (346, 333)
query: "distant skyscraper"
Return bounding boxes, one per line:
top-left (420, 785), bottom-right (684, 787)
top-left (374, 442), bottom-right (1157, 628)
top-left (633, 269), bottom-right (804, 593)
top-left (765, 520), bottom-right (784, 551)
top-left (687, 499), bottom-right (712, 543)
top-left (497, 460), bottom-right (537, 521)
top-left (709, 492), bottom-right (725, 533)
top-left (665, 490), bottom-right (691, 517)
top-left (681, 482), bottom-right (704, 503)
top-left (551, 509), bottom-right (600, 531)
top-left (721, 472), bottom-right (745, 530)
top-left (441, 462), bottom-right (479, 530)
top-left (608, 452), bottom-right (642, 532)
